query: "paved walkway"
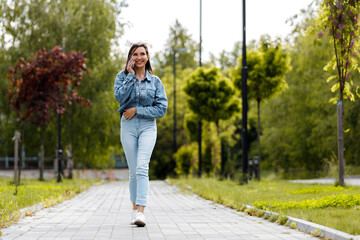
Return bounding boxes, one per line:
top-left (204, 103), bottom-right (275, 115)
top-left (1, 181), bottom-right (318, 240)
top-left (291, 176), bottom-right (360, 186)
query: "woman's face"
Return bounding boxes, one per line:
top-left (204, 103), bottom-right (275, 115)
top-left (131, 47), bottom-right (148, 69)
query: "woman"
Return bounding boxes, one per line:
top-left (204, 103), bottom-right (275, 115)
top-left (114, 43), bottom-right (168, 227)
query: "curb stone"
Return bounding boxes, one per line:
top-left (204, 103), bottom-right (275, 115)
top-left (244, 205), bottom-right (359, 240)
top-left (287, 216), bottom-right (359, 240)
top-left (1, 202), bottom-right (44, 229)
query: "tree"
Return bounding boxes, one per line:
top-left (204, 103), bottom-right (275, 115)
top-left (150, 20), bottom-right (198, 179)
top-left (7, 46), bottom-right (90, 181)
top-left (153, 19), bottom-right (198, 79)
top-left (260, 14), bottom-right (337, 177)
top-left (164, 20), bottom-right (198, 69)
top-left (0, 0), bottom-right (127, 168)
top-left (209, 41), bottom-right (242, 72)
top-left (315, 0), bottom-right (360, 186)
top-left (184, 67), bottom-right (239, 175)
top-left (233, 35), bottom-right (290, 180)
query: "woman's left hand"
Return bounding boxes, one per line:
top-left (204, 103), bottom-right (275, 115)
top-left (124, 107), bottom-right (136, 120)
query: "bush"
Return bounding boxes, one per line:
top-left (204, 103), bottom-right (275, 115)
top-left (253, 193), bottom-right (360, 210)
top-left (269, 214), bottom-right (279, 222)
top-left (174, 144), bottom-right (196, 175)
top-left (276, 215), bottom-right (288, 225)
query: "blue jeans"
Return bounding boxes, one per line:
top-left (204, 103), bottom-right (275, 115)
top-left (120, 115), bottom-right (157, 206)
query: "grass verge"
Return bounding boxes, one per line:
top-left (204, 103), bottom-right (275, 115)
top-left (0, 177), bottom-right (99, 229)
top-left (170, 176), bottom-right (360, 235)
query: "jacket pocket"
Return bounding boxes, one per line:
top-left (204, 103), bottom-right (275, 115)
top-left (147, 89), bottom-right (155, 105)
top-left (142, 89), bottom-right (155, 106)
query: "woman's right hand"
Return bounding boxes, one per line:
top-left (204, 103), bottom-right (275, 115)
top-left (127, 58), bottom-right (135, 74)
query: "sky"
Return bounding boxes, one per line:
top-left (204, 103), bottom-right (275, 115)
top-left (118, 0), bottom-right (316, 61)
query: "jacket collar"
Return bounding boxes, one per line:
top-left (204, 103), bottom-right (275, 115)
top-left (144, 70), bottom-right (152, 82)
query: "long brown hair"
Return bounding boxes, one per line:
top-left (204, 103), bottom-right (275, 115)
top-left (124, 43), bottom-right (153, 74)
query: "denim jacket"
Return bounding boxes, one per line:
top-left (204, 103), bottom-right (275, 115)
top-left (114, 70), bottom-right (168, 119)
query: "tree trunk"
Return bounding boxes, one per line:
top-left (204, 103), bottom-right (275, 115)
top-left (220, 140), bottom-right (226, 177)
top-left (13, 130), bottom-right (20, 185)
top-left (216, 121), bottom-right (226, 178)
top-left (337, 98), bottom-right (345, 187)
top-left (257, 98), bottom-right (261, 180)
top-left (18, 122), bottom-right (24, 185)
top-left (66, 144), bottom-right (73, 179)
top-left (54, 148), bottom-right (58, 173)
top-left (213, 123), bottom-right (218, 175)
top-left (66, 110), bottom-right (73, 179)
top-left (214, 122), bottom-right (222, 176)
top-left (39, 127), bottom-right (45, 181)
top-left (198, 120), bottom-right (202, 177)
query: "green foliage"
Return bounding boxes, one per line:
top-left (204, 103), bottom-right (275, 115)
top-left (183, 67), bottom-right (239, 175)
top-left (174, 143), bottom-right (197, 176)
top-left (344, 99), bottom-right (360, 165)
top-left (256, 210), bottom-right (265, 218)
top-left (254, 193), bottom-right (360, 210)
top-left (290, 222), bottom-right (297, 229)
top-left (261, 16), bottom-right (337, 174)
top-left (0, 0), bottom-right (126, 168)
top-left (232, 35), bottom-right (290, 175)
top-left (209, 41), bottom-right (241, 72)
top-left (269, 214), bottom-right (279, 223)
top-left (184, 67), bottom-right (239, 126)
top-left (0, 0), bottom-right (124, 62)
top-left (202, 123), bottom-right (215, 175)
top-left (153, 20), bottom-right (198, 79)
top-left (285, 185), bottom-right (351, 194)
top-left (314, 0), bottom-right (360, 186)
top-left (184, 113), bottom-right (199, 142)
top-left (276, 215), bottom-right (288, 225)
top-left (150, 68), bottom-right (195, 179)
top-left (311, 228), bottom-right (325, 238)
top-left (149, 21), bottom-right (198, 179)
top-left (315, 0), bottom-right (360, 101)
top-left (233, 35), bottom-right (290, 102)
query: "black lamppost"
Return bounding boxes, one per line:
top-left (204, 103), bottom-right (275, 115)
top-left (171, 48), bottom-right (186, 155)
top-left (57, 88), bottom-right (62, 183)
top-left (198, 0), bottom-right (203, 177)
top-left (241, 0), bottom-right (248, 183)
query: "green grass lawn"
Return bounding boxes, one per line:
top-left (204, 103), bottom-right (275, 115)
top-left (170, 176), bottom-right (360, 235)
top-left (0, 177), bottom-right (98, 229)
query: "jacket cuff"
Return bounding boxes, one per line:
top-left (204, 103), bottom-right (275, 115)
top-left (136, 107), bottom-right (144, 118)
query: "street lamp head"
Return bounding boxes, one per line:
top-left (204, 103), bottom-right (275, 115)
top-left (166, 48), bottom-right (187, 53)
top-left (177, 48), bottom-right (186, 52)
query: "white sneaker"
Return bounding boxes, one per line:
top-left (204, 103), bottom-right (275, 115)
top-left (134, 212), bottom-right (146, 227)
top-left (131, 210), bottom-right (138, 225)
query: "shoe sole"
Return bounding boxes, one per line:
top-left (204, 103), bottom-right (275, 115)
top-left (134, 220), bottom-right (146, 227)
